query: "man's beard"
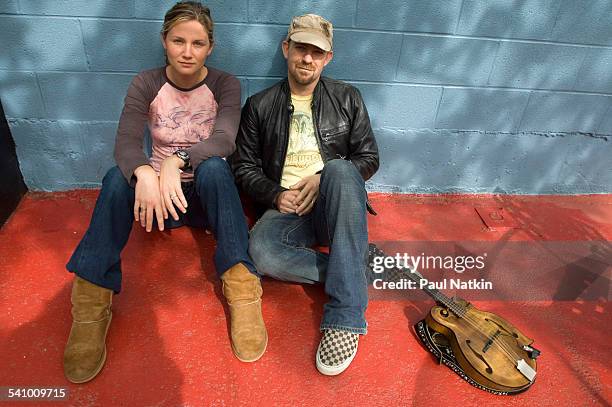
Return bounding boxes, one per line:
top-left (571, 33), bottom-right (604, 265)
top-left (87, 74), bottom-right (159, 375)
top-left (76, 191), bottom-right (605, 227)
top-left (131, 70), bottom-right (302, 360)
top-left (292, 65), bottom-right (317, 85)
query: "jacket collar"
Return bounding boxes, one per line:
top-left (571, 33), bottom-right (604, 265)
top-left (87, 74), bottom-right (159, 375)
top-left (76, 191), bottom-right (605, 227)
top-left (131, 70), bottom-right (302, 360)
top-left (282, 77), bottom-right (325, 110)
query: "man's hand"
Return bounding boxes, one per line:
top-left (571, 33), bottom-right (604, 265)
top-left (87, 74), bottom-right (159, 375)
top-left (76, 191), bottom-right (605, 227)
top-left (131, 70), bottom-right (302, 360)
top-left (291, 174), bottom-right (321, 216)
top-left (159, 155), bottom-right (188, 221)
top-left (276, 190), bottom-right (299, 214)
top-left (134, 165), bottom-right (165, 232)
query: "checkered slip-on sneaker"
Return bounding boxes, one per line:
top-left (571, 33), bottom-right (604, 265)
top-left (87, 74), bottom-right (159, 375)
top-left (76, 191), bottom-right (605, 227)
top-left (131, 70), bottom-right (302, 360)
top-left (316, 329), bottom-right (359, 376)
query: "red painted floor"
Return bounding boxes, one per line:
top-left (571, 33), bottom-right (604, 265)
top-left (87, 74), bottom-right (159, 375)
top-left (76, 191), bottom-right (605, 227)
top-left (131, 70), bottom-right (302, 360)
top-left (0, 192), bottom-right (610, 406)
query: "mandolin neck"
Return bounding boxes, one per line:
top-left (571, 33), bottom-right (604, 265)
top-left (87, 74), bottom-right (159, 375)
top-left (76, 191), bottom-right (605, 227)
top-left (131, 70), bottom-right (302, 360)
top-left (401, 270), bottom-right (467, 317)
top-left (368, 244), bottom-right (468, 317)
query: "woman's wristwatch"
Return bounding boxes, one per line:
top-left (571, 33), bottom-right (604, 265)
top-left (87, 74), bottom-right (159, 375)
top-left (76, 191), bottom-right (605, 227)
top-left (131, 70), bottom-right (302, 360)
top-left (173, 149), bottom-right (192, 170)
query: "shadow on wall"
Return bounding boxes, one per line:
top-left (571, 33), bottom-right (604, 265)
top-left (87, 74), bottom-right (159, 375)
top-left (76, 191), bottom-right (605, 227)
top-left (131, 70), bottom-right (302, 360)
top-left (356, 0), bottom-right (612, 194)
top-left (2, 2), bottom-right (156, 190)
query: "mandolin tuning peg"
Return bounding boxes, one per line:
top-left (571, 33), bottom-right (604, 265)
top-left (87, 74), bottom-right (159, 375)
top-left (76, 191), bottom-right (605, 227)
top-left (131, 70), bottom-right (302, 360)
top-left (522, 344), bottom-right (541, 359)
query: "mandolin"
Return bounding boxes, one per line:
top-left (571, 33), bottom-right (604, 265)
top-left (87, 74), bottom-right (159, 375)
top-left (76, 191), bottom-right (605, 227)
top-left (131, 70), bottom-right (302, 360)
top-left (368, 243), bottom-right (540, 395)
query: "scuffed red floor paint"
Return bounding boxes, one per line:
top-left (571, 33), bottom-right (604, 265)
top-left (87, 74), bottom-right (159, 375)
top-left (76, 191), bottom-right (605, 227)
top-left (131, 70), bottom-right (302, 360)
top-left (0, 192), bottom-right (610, 406)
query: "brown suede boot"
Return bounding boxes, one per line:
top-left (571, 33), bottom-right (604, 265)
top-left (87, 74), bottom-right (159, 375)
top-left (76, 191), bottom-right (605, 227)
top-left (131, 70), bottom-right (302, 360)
top-left (221, 263), bottom-right (267, 362)
top-left (63, 276), bottom-right (113, 383)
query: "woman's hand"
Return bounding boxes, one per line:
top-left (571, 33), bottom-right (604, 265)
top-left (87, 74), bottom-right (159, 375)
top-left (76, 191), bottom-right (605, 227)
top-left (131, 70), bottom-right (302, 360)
top-left (159, 155), bottom-right (188, 221)
top-left (134, 165), bottom-right (165, 232)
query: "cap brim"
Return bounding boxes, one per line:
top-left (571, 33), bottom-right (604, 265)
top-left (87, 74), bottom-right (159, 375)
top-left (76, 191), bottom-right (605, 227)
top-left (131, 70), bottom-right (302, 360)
top-left (289, 31), bottom-right (332, 52)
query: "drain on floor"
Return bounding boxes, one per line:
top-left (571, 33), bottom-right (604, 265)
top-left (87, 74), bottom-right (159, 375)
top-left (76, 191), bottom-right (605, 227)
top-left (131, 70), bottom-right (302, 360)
top-left (474, 206), bottom-right (520, 231)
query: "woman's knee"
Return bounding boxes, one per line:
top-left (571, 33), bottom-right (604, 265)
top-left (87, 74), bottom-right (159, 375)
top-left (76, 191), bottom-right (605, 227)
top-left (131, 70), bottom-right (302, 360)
top-left (195, 156), bottom-right (230, 181)
top-left (194, 157), bottom-right (235, 198)
top-left (194, 157), bottom-right (232, 193)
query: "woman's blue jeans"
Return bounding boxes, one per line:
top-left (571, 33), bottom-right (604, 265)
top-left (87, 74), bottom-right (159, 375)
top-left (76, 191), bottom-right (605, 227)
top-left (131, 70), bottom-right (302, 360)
top-left (66, 157), bottom-right (256, 293)
top-left (248, 159), bottom-right (369, 334)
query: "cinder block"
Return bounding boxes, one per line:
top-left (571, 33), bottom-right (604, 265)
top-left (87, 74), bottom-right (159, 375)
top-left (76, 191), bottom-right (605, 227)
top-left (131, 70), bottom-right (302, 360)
top-left (574, 48), bottom-right (612, 94)
top-left (369, 128), bottom-right (513, 193)
top-left (324, 30), bottom-right (403, 81)
top-left (81, 20), bottom-right (162, 72)
top-left (435, 88), bottom-right (530, 131)
top-left (355, 83), bottom-right (442, 129)
top-left (551, 0), bottom-right (612, 46)
top-left (19, 1), bottom-right (135, 17)
top-left (247, 78), bottom-right (283, 97)
top-left (207, 25), bottom-right (287, 76)
top-left (38, 72), bottom-right (134, 121)
top-left (396, 35), bottom-right (497, 86)
top-left (355, 0), bottom-right (462, 34)
top-left (487, 131), bottom-right (612, 193)
top-left (456, 0), bottom-right (560, 40)
top-left (563, 144), bottom-right (612, 193)
top-left (135, 0), bottom-right (248, 22)
top-left (488, 42), bottom-right (587, 90)
top-left (519, 92), bottom-right (611, 133)
top-left (10, 119), bottom-right (85, 190)
top-left (596, 103), bottom-right (612, 135)
top-left (82, 122), bottom-right (121, 186)
top-left (9, 119), bottom-right (117, 190)
top-left (0, 0), bottom-right (19, 13)
top-left (0, 16), bottom-right (88, 71)
top-left (248, 0), bottom-right (354, 26)
top-left (369, 128), bottom-right (612, 194)
top-left (237, 77), bottom-right (248, 106)
top-left (0, 71), bottom-right (45, 118)
top-left (548, 132), bottom-right (612, 193)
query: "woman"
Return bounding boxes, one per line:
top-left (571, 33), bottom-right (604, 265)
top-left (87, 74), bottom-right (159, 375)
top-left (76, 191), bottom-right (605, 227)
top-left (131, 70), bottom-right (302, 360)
top-left (63, 1), bottom-right (267, 383)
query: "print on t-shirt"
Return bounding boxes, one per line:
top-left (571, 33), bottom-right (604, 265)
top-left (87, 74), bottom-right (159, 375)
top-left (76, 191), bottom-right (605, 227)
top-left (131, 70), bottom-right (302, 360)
top-left (152, 105), bottom-right (216, 141)
top-left (281, 94), bottom-right (324, 188)
top-left (148, 82), bottom-right (218, 178)
top-left (286, 111), bottom-right (321, 167)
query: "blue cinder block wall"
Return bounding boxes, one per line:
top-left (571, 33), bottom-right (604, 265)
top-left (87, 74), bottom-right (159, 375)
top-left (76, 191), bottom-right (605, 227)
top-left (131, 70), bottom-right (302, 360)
top-left (1, 0), bottom-right (611, 193)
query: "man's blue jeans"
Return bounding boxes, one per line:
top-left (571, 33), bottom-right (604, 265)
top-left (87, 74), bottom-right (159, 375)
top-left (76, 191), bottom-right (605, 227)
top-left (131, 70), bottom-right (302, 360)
top-left (248, 159), bottom-right (369, 334)
top-left (66, 157), bottom-right (256, 293)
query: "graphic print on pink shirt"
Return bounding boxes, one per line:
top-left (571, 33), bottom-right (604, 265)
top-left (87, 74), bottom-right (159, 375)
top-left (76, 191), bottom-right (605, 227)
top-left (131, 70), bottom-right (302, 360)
top-left (148, 82), bottom-right (218, 178)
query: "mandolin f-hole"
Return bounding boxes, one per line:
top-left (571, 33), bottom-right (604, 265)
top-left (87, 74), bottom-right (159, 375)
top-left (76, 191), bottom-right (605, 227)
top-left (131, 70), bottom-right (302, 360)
top-left (485, 318), bottom-right (517, 339)
top-left (466, 339), bottom-right (493, 375)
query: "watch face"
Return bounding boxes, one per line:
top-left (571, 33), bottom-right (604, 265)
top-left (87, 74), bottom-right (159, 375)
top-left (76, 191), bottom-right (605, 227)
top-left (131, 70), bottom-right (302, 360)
top-left (174, 150), bottom-right (191, 168)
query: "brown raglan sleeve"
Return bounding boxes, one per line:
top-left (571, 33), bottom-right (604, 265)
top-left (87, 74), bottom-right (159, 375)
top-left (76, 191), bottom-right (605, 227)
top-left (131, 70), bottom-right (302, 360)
top-left (113, 72), bottom-right (152, 186)
top-left (186, 70), bottom-right (241, 170)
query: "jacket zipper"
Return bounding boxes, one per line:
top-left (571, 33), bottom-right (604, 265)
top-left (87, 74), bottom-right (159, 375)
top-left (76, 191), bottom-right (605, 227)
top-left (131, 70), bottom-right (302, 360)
top-left (311, 99), bottom-right (327, 163)
top-left (278, 100), bottom-right (293, 180)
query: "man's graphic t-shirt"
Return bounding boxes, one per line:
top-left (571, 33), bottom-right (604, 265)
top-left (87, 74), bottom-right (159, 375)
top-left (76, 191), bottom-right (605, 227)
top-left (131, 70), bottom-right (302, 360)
top-left (280, 94), bottom-right (324, 188)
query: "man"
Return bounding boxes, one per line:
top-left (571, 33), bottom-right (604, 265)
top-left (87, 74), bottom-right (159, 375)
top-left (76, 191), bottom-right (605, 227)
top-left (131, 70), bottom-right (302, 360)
top-left (231, 14), bottom-right (379, 375)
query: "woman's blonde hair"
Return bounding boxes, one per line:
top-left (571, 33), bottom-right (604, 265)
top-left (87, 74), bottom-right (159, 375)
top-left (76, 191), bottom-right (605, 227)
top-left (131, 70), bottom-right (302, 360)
top-left (161, 1), bottom-right (214, 42)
